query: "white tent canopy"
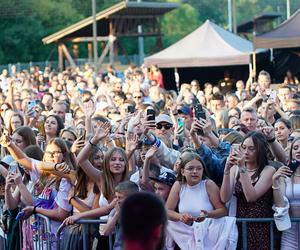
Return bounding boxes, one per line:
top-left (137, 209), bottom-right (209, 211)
top-left (144, 20), bottom-right (262, 68)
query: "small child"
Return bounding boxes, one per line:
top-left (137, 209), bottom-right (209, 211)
top-left (102, 181), bottom-right (139, 249)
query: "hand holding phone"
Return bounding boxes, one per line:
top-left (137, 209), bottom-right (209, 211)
top-left (146, 109), bottom-right (155, 121)
top-left (288, 160), bottom-right (300, 173)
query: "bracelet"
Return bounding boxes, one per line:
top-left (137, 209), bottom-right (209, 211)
top-left (68, 196), bottom-right (75, 204)
top-left (267, 137), bottom-right (276, 143)
top-left (239, 167), bottom-right (247, 174)
top-left (272, 185), bottom-right (280, 190)
top-left (89, 138), bottom-right (97, 147)
top-left (224, 171), bottom-right (230, 175)
top-left (32, 205), bottom-right (38, 214)
top-left (54, 163), bottom-right (59, 171)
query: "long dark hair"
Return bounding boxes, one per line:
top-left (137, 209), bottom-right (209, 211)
top-left (46, 115), bottom-right (64, 136)
top-left (243, 131), bottom-right (269, 181)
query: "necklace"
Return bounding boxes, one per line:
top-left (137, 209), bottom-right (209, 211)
top-left (246, 168), bottom-right (258, 173)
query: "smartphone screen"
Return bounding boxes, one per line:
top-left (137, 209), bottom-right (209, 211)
top-left (127, 105), bottom-right (135, 114)
top-left (288, 160), bottom-right (300, 172)
top-left (146, 109), bottom-right (155, 121)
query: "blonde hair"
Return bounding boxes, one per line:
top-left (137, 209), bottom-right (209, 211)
top-left (102, 147), bottom-right (128, 201)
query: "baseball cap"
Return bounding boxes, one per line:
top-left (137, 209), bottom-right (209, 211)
top-left (155, 114), bottom-right (173, 125)
top-left (178, 105), bottom-right (192, 116)
top-left (149, 172), bottom-right (176, 187)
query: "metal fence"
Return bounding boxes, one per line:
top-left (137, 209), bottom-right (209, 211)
top-left (56, 219), bottom-right (111, 250)
top-left (236, 217), bottom-right (300, 250)
top-left (0, 55), bottom-right (141, 73)
top-left (1, 215), bottom-right (299, 249)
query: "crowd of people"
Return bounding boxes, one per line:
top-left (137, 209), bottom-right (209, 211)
top-left (0, 62), bottom-right (299, 250)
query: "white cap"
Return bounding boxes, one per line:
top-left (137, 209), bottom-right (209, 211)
top-left (155, 114), bottom-right (173, 125)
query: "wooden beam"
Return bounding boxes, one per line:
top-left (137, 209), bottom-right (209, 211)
top-left (61, 44), bottom-right (76, 67)
top-left (58, 43), bottom-right (63, 71)
top-left (63, 36), bottom-right (110, 43)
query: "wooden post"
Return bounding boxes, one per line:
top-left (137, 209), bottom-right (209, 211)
top-left (109, 20), bottom-right (114, 65)
top-left (58, 43), bottom-right (63, 71)
top-left (88, 42), bottom-right (93, 62)
top-left (252, 51), bottom-right (256, 77)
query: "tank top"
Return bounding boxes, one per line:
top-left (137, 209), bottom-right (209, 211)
top-left (285, 178), bottom-right (300, 206)
top-left (178, 180), bottom-right (214, 217)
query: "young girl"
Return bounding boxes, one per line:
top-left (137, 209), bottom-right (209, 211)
top-left (166, 151), bottom-right (227, 249)
top-left (64, 122), bottom-right (128, 249)
top-left (1, 134), bottom-right (76, 248)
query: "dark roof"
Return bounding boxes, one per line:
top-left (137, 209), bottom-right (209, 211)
top-left (42, 1), bottom-right (179, 44)
top-left (237, 13), bottom-right (281, 33)
top-left (254, 8), bottom-right (300, 49)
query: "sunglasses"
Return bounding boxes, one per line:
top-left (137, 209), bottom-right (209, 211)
top-left (156, 123), bottom-right (172, 130)
top-left (134, 96), bottom-right (142, 99)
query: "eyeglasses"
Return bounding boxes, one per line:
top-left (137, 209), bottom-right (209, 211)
top-left (133, 96), bottom-right (142, 99)
top-left (184, 166), bottom-right (203, 172)
top-left (156, 123), bottom-right (172, 130)
top-left (44, 151), bottom-right (62, 157)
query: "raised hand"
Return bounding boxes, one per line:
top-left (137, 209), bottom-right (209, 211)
top-left (261, 126), bottom-right (275, 141)
top-left (83, 100), bottom-right (96, 118)
top-left (125, 132), bottom-right (139, 153)
top-left (71, 137), bottom-right (85, 154)
top-left (198, 118), bottom-right (212, 136)
top-left (145, 144), bottom-right (159, 160)
top-left (190, 118), bottom-right (202, 136)
top-left (93, 121), bottom-right (111, 143)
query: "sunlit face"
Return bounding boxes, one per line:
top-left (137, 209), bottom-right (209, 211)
top-left (241, 111), bottom-right (257, 131)
top-left (43, 143), bottom-right (64, 164)
top-left (52, 103), bottom-right (66, 121)
top-left (61, 131), bottom-right (76, 144)
top-left (181, 159), bottom-right (204, 186)
top-left (241, 137), bottom-right (256, 164)
top-left (45, 116), bottom-right (58, 136)
top-left (210, 100), bottom-right (224, 114)
top-left (155, 122), bottom-right (173, 138)
top-left (12, 133), bottom-right (26, 150)
top-left (109, 151), bottom-right (126, 175)
top-left (292, 140), bottom-right (300, 161)
top-left (278, 88), bottom-right (292, 103)
top-left (92, 150), bottom-right (104, 170)
top-left (154, 182), bottom-right (171, 201)
top-left (115, 191), bottom-right (127, 207)
top-left (258, 74), bottom-right (270, 90)
top-left (228, 116), bottom-right (240, 129)
top-left (275, 122), bottom-right (290, 142)
top-left (10, 116), bottom-right (22, 132)
top-left (226, 96), bottom-right (238, 109)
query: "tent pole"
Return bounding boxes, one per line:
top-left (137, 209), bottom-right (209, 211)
top-left (252, 51), bottom-right (256, 78)
top-left (174, 68), bottom-right (180, 92)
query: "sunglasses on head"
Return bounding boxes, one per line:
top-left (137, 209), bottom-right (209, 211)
top-left (156, 123), bottom-right (172, 130)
